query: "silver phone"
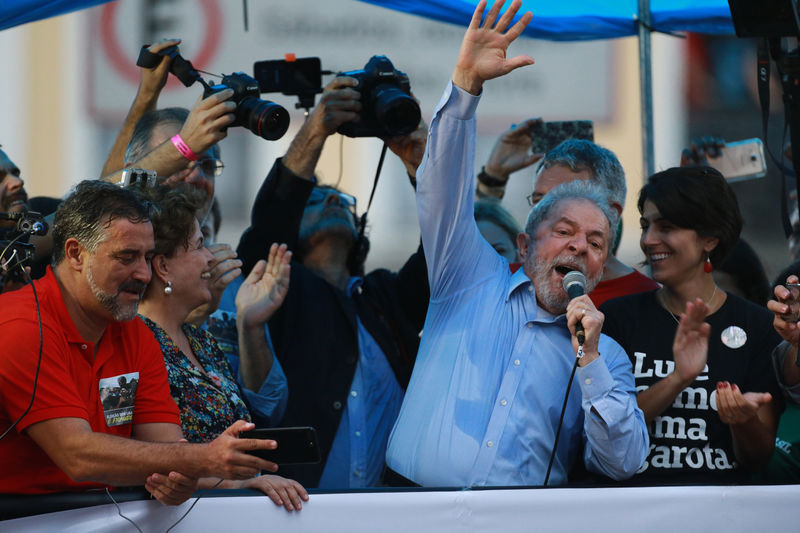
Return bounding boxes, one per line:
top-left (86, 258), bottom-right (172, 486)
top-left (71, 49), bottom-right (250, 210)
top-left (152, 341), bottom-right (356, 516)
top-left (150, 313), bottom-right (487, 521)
top-left (706, 138), bottom-right (766, 182)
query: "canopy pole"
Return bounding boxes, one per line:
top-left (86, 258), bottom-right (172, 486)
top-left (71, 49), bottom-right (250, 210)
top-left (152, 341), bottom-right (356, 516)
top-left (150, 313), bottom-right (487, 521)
top-left (638, 0), bottom-right (655, 177)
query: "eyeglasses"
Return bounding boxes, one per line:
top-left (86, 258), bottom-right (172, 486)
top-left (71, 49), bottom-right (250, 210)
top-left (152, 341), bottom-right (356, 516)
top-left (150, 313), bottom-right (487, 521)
top-left (526, 193), bottom-right (542, 207)
top-left (307, 187), bottom-right (357, 213)
top-left (187, 157), bottom-right (224, 178)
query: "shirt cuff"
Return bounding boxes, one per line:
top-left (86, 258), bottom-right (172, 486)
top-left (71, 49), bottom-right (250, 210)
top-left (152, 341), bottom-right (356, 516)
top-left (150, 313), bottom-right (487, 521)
top-left (576, 356), bottom-right (615, 406)
top-left (442, 81), bottom-right (481, 121)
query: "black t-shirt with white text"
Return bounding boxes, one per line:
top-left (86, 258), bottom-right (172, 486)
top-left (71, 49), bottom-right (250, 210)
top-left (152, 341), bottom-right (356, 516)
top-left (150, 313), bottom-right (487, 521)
top-left (601, 290), bottom-right (781, 484)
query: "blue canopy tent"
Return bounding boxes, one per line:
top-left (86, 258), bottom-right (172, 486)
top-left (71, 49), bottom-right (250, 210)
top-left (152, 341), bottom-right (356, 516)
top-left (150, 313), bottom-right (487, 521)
top-left (0, 0), bottom-right (737, 173)
top-left (356, 0), bottom-right (737, 175)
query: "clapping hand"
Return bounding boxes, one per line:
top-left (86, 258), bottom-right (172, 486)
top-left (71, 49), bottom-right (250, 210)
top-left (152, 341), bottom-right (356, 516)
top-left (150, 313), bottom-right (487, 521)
top-left (236, 243), bottom-right (291, 329)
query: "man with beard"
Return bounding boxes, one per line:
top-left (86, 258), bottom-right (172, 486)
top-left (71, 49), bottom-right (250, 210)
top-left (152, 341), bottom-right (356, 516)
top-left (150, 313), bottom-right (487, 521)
top-left (0, 180), bottom-right (282, 503)
top-left (232, 75), bottom-right (429, 488)
top-left (0, 147), bottom-right (31, 289)
top-left (0, 147), bottom-right (28, 227)
top-left (385, 0), bottom-right (647, 487)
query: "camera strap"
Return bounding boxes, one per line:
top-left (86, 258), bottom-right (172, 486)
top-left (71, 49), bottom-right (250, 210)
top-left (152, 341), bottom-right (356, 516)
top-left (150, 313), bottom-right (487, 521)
top-left (357, 142), bottom-right (389, 238)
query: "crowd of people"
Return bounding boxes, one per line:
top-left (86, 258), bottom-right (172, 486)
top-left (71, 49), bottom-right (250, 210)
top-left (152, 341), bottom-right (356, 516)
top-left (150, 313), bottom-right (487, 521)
top-left (2, 0), bottom-right (800, 511)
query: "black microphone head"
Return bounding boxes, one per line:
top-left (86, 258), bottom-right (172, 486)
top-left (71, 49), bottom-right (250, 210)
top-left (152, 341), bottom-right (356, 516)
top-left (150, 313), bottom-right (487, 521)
top-left (562, 270), bottom-right (587, 299)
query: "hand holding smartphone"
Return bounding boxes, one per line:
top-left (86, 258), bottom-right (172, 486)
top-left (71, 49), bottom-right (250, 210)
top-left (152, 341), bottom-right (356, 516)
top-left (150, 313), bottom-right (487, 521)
top-left (241, 426), bottom-right (321, 465)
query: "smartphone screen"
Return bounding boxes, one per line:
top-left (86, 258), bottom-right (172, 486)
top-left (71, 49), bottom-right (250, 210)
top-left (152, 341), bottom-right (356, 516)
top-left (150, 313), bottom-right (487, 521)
top-left (241, 426), bottom-right (321, 465)
top-left (253, 58), bottom-right (322, 96)
top-left (530, 120), bottom-right (594, 154)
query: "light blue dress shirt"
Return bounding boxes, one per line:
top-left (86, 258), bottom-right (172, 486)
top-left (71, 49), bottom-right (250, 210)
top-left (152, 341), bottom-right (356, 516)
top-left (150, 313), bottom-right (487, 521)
top-left (385, 82), bottom-right (648, 487)
top-left (318, 279), bottom-right (404, 488)
top-left (211, 277), bottom-right (288, 426)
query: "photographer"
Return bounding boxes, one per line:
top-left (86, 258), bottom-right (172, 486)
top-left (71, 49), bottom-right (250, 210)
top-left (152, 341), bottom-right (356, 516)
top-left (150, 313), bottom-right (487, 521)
top-left (230, 75), bottom-right (429, 489)
top-left (100, 39), bottom-right (236, 224)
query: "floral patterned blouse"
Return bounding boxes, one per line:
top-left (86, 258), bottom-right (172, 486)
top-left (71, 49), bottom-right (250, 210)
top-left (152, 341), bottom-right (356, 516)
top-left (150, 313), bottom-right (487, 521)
top-left (141, 316), bottom-right (251, 443)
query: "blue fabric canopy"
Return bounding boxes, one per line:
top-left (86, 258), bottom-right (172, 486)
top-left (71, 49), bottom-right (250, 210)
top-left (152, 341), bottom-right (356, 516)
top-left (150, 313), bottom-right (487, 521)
top-left (356, 0), bottom-right (735, 41)
top-left (0, 0), bottom-right (113, 32)
top-left (2, 0), bottom-right (735, 39)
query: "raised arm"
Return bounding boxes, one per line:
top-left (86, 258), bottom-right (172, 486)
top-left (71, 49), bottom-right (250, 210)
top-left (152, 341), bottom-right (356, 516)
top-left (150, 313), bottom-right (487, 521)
top-left (452, 0), bottom-right (534, 95)
top-left (100, 39), bottom-right (181, 176)
top-left (477, 118), bottom-right (544, 199)
top-left (416, 0), bottom-right (533, 296)
top-left (101, 88), bottom-right (235, 184)
top-left (637, 298), bottom-right (711, 423)
top-left (235, 243), bottom-right (291, 391)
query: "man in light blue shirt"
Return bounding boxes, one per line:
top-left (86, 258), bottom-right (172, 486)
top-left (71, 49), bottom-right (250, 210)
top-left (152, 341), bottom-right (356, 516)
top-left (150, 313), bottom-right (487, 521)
top-left (386, 0), bottom-right (648, 487)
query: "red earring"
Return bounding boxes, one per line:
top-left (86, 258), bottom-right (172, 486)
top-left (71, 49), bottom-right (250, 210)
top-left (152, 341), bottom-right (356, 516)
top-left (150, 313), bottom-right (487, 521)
top-left (704, 255), bottom-right (713, 273)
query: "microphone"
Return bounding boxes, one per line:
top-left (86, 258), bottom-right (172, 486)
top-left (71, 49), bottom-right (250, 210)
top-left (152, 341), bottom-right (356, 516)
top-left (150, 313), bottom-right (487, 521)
top-left (562, 270), bottom-right (587, 345)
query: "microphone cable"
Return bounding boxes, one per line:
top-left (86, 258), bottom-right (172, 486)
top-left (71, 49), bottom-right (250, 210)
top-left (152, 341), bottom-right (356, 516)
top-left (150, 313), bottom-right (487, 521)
top-left (543, 344), bottom-right (582, 486)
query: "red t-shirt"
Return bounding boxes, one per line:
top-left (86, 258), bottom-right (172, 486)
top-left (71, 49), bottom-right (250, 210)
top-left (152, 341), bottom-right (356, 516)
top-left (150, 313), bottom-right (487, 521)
top-left (0, 268), bottom-right (179, 494)
top-left (589, 269), bottom-right (661, 307)
top-left (508, 263), bottom-right (659, 307)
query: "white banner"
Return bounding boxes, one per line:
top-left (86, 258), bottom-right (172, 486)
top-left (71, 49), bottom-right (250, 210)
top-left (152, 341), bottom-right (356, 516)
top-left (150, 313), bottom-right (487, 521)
top-left (2, 485), bottom-right (797, 533)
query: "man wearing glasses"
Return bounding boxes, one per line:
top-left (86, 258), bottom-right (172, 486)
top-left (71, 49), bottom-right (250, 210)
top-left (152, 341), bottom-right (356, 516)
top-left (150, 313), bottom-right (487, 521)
top-left (231, 75), bottom-right (429, 489)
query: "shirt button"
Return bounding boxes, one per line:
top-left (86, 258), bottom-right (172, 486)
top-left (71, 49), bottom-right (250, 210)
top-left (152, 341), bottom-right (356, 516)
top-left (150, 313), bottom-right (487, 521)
top-left (81, 344), bottom-right (88, 350)
top-left (528, 286), bottom-right (533, 292)
top-left (500, 399), bottom-right (507, 406)
top-left (354, 469), bottom-right (361, 477)
top-left (584, 378), bottom-right (592, 385)
top-left (351, 390), bottom-right (358, 398)
top-left (487, 441), bottom-right (494, 447)
top-left (526, 323), bottom-right (532, 329)
top-left (514, 359), bottom-right (520, 366)
top-left (355, 431), bottom-right (361, 437)
top-left (332, 401), bottom-right (342, 410)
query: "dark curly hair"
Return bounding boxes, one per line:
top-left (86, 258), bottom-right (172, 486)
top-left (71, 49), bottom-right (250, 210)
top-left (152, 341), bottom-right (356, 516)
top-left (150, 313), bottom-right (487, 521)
top-left (131, 182), bottom-right (204, 257)
top-left (638, 166), bottom-right (742, 266)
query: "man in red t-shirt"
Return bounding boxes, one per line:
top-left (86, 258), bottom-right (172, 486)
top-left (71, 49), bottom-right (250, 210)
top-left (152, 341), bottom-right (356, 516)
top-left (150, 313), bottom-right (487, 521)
top-left (476, 130), bottom-right (659, 306)
top-left (0, 181), bottom-right (277, 505)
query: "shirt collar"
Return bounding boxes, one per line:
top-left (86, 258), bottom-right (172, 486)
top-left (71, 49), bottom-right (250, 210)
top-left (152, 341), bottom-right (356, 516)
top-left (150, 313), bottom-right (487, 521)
top-left (506, 267), bottom-right (566, 325)
top-left (347, 276), bottom-right (364, 297)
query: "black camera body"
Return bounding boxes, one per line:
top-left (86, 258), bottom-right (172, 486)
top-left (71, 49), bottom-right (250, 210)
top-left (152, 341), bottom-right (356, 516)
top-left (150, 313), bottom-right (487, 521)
top-left (204, 72), bottom-right (290, 141)
top-left (137, 45), bottom-right (290, 142)
top-left (337, 56), bottom-right (421, 138)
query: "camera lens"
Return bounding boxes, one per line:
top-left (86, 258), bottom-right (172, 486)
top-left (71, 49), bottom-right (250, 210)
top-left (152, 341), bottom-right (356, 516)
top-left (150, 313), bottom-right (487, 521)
top-left (237, 97), bottom-right (290, 141)
top-left (372, 85), bottom-right (421, 137)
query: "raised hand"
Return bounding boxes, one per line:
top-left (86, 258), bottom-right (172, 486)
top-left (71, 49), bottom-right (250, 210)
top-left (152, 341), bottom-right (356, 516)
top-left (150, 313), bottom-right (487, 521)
top-left (179, 89), bottom-right (236, 155)
top-left (672, 298), bottom-right (711, 385)
top-left (139, 38), bottom-right (182, 98)
top-left (485, 118), bottom-right (545, 181)
top-left (284, 76), bottom-right (361, 179)
top-left (453, 0), bottom-right (534, 95)
top-left (236, 243), bottom-right (291, 329)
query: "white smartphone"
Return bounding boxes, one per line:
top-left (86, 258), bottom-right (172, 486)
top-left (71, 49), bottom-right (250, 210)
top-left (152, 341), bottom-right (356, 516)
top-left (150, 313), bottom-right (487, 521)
top-left (706, 138), bottom-right (767, 182)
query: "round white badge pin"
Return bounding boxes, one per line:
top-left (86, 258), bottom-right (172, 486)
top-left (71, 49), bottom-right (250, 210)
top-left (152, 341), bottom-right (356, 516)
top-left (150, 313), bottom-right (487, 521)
top-left (720, 326), bottom-right (747, 349)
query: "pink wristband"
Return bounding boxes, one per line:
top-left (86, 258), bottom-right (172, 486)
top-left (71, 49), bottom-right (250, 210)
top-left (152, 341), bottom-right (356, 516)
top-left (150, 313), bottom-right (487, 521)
top-left (170, 134), bottom-right (198, 161)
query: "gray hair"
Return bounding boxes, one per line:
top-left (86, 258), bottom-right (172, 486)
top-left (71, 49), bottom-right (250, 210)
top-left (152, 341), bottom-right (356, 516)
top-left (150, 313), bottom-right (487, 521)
top-left (52, 180), bottom-right (154, 265)
top-left (124, 107), bottom-right (220, 166)
top-left (474, 199), bottom-right (523, 243)
top-left (537, 139), bottom-right (626, 208)
top-left (524, 180), bottom-right (618, 250)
